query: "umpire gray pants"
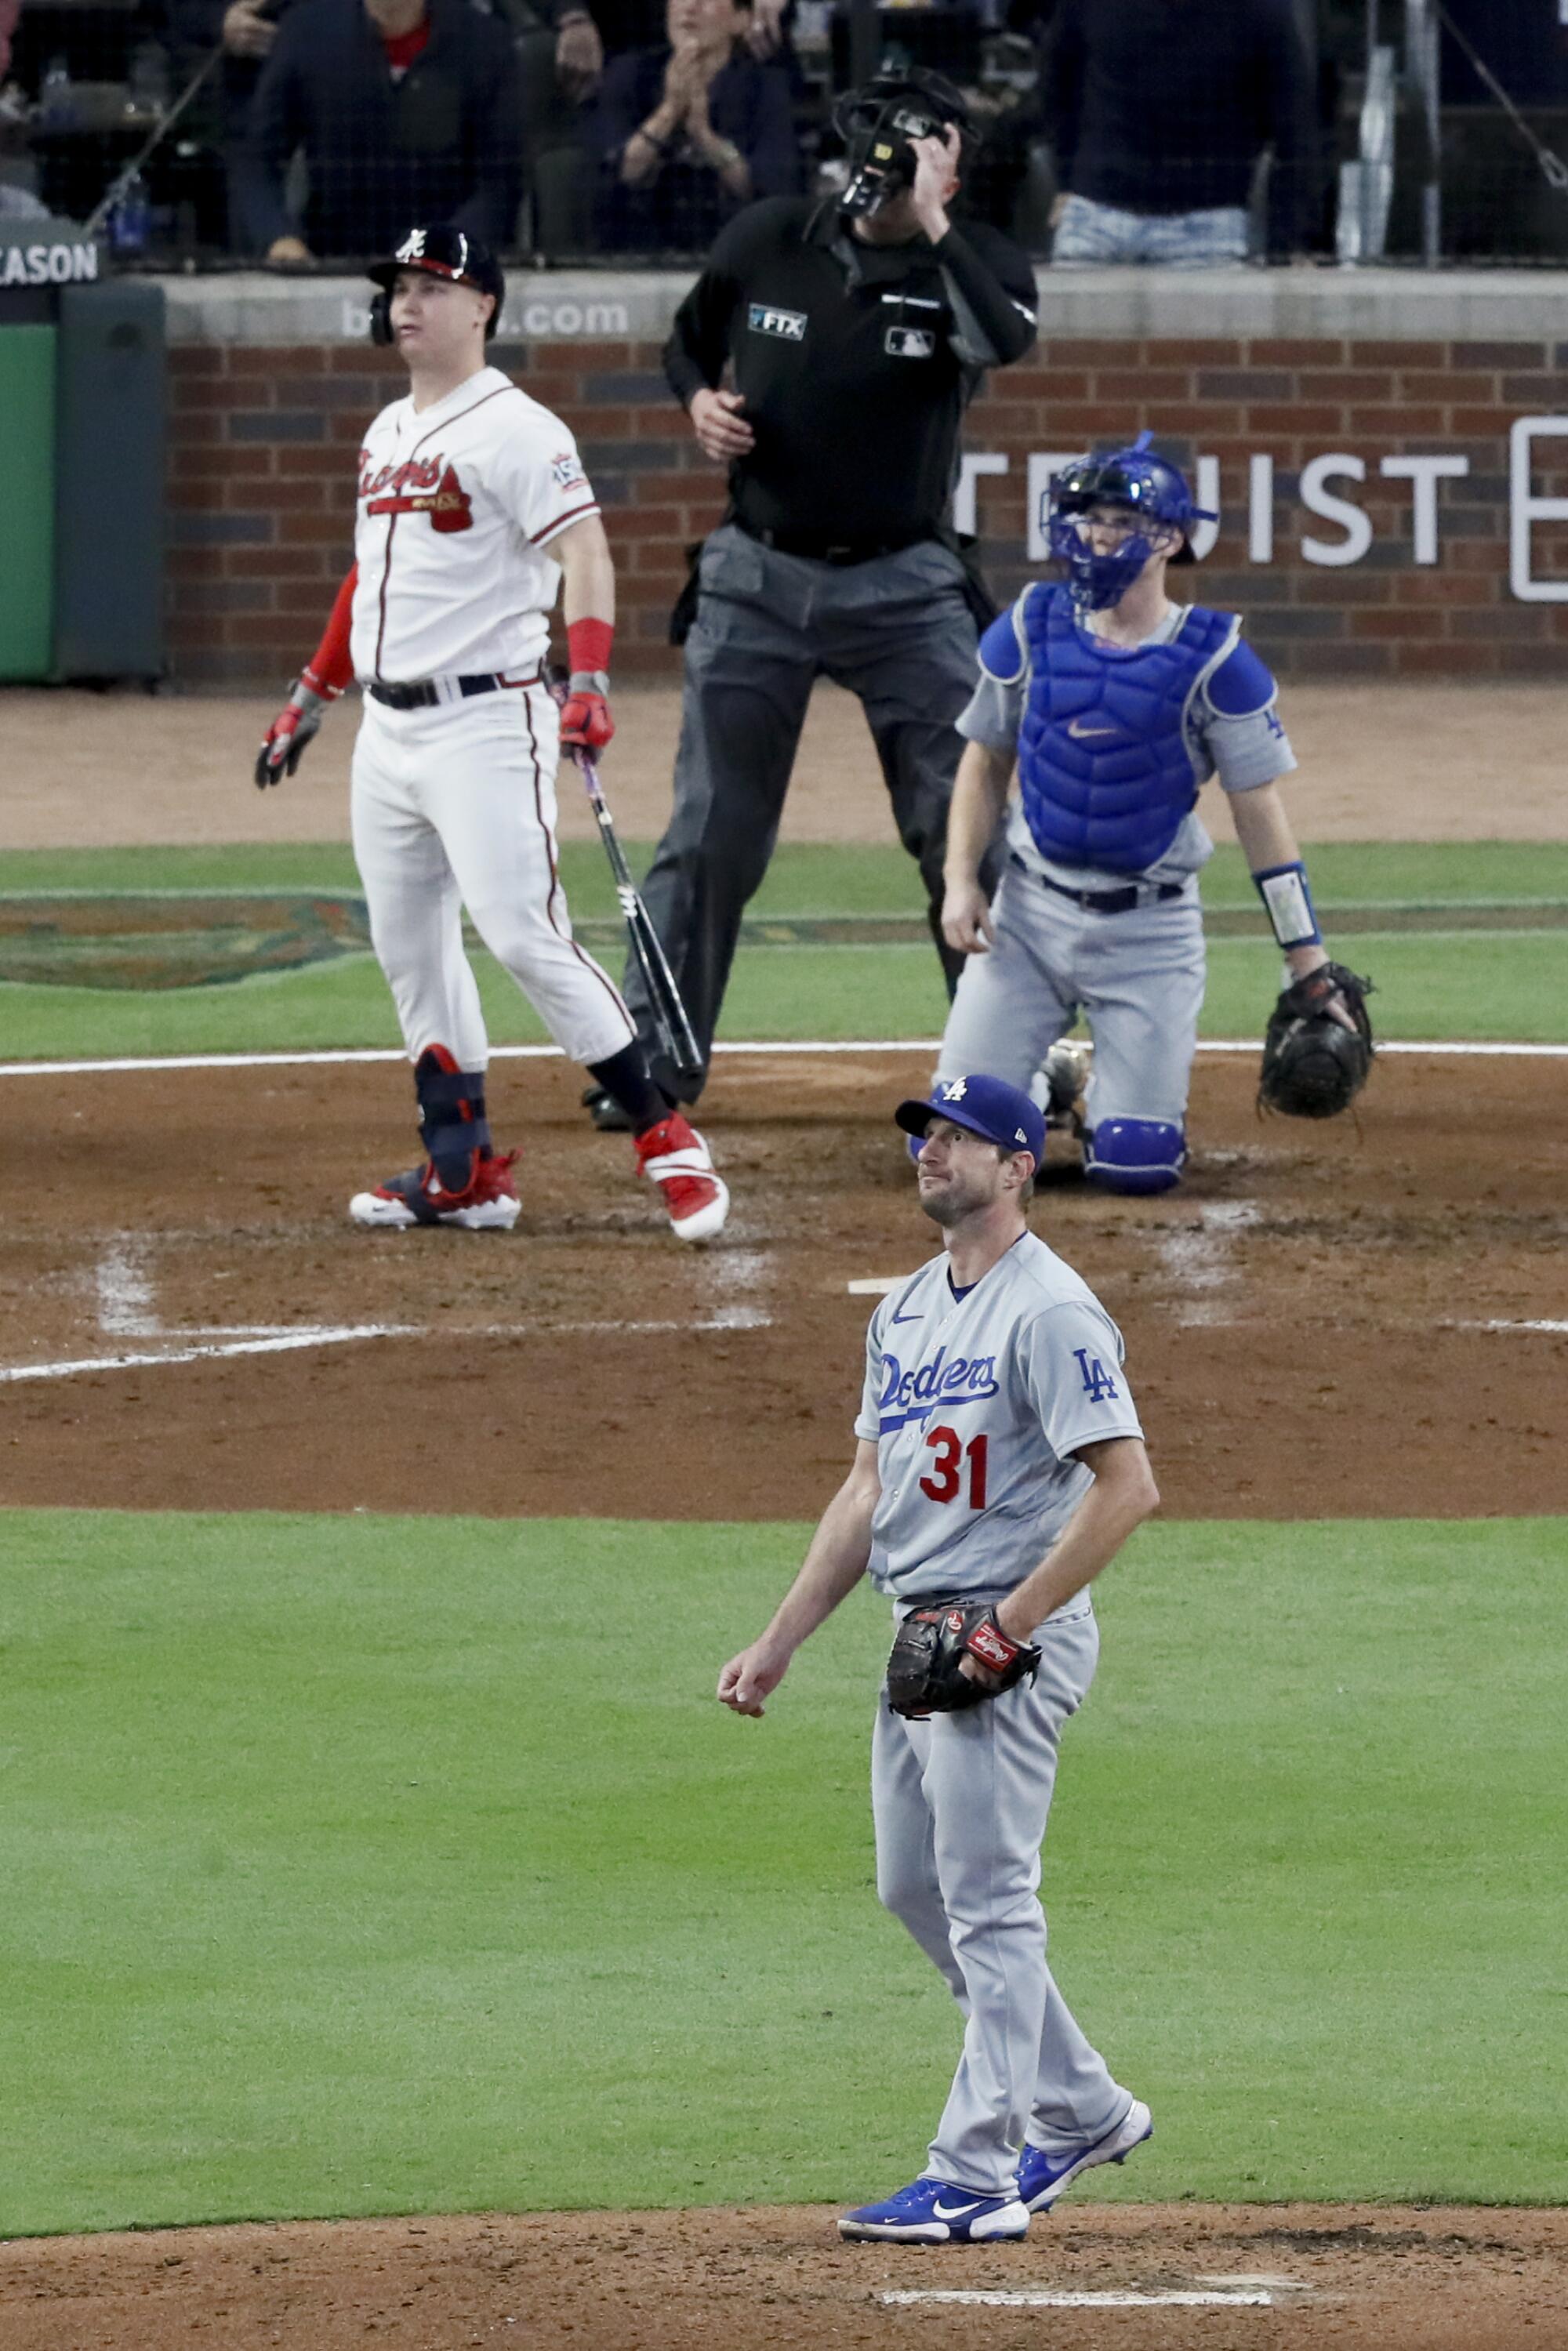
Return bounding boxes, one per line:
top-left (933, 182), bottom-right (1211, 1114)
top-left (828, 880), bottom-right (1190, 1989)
top-left (871, 1602), bottom-right (1128, 2195)
top-left (626, 524), bottom-right (986, 1101)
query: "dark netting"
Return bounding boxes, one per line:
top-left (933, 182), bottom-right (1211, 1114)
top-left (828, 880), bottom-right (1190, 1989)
top-left (2, 0), bottom-right (1567, 266)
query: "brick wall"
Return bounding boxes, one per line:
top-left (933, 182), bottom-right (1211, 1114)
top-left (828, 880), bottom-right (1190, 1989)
top-left (166, 333), bottom-right (1568, 684)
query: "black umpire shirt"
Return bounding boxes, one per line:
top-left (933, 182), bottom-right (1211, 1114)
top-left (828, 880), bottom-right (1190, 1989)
top-left (664, 196), bottom-right (1039, 547)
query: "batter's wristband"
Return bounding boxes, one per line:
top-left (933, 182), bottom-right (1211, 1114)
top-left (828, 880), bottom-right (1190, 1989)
top-left (568, 617), bottom-right (614, 676)
top-left (1253, 860), bottom-right (1321, 951)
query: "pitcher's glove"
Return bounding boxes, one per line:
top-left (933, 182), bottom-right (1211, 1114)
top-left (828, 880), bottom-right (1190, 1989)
top-left (1258, 961), bottom-right (1374, 1120)
top-left (887, 1602), bottom-right (1041, 1718)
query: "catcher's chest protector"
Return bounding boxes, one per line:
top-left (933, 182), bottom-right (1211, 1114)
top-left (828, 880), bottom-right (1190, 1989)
top-left (1015, 585), bottom-right (1237, 874)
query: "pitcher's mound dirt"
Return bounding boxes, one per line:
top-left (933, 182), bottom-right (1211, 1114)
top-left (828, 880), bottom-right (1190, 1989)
top-left (5, 2202), bottom-right (1568, 2351)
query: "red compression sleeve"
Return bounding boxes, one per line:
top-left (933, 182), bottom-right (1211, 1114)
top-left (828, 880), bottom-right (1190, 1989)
top-left (567, 616), bottom-right (614, 676)
top-left (302, 565), bottom-right (358, 697)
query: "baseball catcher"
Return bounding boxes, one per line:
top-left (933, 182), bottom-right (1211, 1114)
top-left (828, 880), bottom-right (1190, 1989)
top-left (1258, 960), bottom-right (1374, 1119)
top-left (931, 432), bottom-right (1379, 1194)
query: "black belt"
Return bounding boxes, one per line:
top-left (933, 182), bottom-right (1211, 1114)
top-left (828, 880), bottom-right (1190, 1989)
top-left (734, 519), bottom-right (932, 567)
top-left (368, 671), bottom-right (537, 711)
top-left (1012, 854), bottom-right (1187, 916)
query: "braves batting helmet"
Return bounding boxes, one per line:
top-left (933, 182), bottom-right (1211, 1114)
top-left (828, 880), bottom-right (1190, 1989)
top-left (368, 224), bottom-right (506, 346)
top-left (1045, 431), bottom-right (1217, 611)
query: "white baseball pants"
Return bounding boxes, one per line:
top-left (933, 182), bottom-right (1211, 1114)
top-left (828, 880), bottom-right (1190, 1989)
top-left (350, 683), bottom-right (635, 1072)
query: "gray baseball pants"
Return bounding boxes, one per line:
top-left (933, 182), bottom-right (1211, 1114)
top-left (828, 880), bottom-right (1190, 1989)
top-left (625, 524), bottom-right (989, 1101)
top-left (937, 859), bottom-right (1207, 1130)
top-left (870, 1602), bottom-right (1129, 2195)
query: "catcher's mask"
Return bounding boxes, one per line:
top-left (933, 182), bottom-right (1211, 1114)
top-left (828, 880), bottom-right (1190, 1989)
top-left (368, 223), bottom-right (505, 347)
top-left (1045, 430), bottom-right (1217, 612)
top-left (833, 69), bottom-right (969, 219)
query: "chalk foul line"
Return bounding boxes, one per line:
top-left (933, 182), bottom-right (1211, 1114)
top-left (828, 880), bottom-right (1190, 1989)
top-left (2, 1038), bottom-right (1566, 1079)
top-left (0, 1326), bottom-right (419, 1384)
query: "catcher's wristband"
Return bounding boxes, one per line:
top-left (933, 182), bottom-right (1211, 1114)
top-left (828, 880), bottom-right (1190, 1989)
top-left (1252, 859), bottom-right (1321, 951)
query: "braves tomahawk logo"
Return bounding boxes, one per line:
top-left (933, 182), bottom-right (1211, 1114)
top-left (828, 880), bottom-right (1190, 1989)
top-left (361, 454), bottom-right (474, 533)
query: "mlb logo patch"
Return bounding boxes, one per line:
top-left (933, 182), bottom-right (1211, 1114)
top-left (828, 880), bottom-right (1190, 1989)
top-left (551, 450), bottom-right (586, 488)
top-left (885, 326), bottom-right (935, 359)
top-left (748, 303), bottom-right (807, 341)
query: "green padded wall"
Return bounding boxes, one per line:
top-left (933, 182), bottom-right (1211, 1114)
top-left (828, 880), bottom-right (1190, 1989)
top-left (0, 325), bottom-right (56, 680)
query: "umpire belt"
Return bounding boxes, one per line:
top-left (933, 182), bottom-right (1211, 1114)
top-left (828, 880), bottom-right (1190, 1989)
top-left (734, 519), bottom-right (932, 566)
top-left (1012, 854), bottom-right (1188, 916)
top-left (368, 670), bottom-right (539, 710)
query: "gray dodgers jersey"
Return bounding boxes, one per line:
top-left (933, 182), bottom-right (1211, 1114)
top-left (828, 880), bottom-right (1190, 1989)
top-left (854, 1231), bottom-right (1143, 1612)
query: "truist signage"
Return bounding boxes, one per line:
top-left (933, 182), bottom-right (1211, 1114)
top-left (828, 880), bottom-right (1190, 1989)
top-left (956, 419), bottom-right (1568, 601)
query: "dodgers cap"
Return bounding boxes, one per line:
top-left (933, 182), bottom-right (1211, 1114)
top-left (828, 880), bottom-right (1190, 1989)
top-left (895, 1073), bottom-right (1047, 1170)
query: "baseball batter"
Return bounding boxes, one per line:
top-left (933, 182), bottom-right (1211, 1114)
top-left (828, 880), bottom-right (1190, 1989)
top-left (720, 1072), bottom-right (1158, 2242)
top-left (935, 435), bottom-right (1361, 1194)
top-left (256, 222), bottom-right (728, 1243)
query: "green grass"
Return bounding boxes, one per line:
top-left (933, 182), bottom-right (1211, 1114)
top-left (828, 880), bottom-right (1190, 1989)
top-left (6, 838), bottom-right (1568, 911)
top-left (2, 1508), bottom-right (1566, 2236)
top-left (2, 840), bottom-right (1566, 1059)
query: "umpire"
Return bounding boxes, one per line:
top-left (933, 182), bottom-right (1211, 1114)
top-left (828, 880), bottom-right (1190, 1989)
top-left (585, 69), bottom-right (1039, 1124)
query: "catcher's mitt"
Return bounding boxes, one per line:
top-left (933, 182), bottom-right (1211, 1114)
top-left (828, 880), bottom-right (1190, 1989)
top-left (1258, 961), bottom-right (1374, 1120)
top-left (887, 1602), bottom-right (1041, 1718)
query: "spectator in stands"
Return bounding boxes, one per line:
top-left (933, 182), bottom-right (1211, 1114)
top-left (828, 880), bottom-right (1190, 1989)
top-left (592, 0), bottom-right (799, 252)
top-left (241, 0), bottom-right (523, 263)
top-left (0, 0), bottom-right (54, 222)
top-left (542, 0), bottom-right (788, 78)
top-left (1042, 0), bottom-right (1316, 263)
top-left (163, 0), bottom-right (303, 250)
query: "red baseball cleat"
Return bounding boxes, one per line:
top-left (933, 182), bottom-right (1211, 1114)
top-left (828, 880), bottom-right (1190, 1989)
top-left (349, 1148), bottom-right (521, 1230)
top-left (634, 1114), bottom-right (729, 1243)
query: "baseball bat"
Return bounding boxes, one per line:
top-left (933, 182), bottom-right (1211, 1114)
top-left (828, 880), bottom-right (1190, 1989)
top-left (546, 672), bottom-right (702, 1083)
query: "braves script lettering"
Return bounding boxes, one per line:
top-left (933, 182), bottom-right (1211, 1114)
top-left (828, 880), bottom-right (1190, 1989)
top-left (360, 454), bottom-right (474, 532)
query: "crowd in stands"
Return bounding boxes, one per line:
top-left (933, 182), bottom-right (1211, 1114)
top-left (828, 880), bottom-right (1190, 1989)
top-left (0, 0), bottom-right (1559, 264)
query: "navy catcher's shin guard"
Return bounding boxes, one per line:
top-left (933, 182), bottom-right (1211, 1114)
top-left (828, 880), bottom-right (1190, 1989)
top-left (413, 1044), bottom-right (492, 1193)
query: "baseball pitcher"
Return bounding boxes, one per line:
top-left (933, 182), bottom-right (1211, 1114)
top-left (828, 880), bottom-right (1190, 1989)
top-left (719, 1072), bottom-right (1157, 2242)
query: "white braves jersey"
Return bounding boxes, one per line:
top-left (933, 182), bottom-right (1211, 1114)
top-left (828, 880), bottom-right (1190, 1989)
top-left (854, 1230), bottom-right (1143, 1612)
top-left (350, 365), bottom-right (599, 683)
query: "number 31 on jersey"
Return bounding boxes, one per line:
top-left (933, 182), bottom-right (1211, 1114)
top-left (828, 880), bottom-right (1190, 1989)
top-left (919, 1424), bottom-right (988, 1508)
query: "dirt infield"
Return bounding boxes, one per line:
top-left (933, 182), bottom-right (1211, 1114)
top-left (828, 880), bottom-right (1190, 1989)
top-left (2, 1049), bottom-right (1565, 1522)
top-left (5, 679), bottom-right (1568, 851)
top-left (5, 2201), bottom-right (1568, 2351)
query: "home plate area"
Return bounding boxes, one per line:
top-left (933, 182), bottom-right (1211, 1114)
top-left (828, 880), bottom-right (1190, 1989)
top-left (1, 1047), bottom-right (1564, 1523)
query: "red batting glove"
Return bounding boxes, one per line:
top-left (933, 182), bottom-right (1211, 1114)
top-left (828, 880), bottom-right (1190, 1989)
top-left (255, 675), bottom-right (334, 789)
top-left (558, 669), bottom-right (614, 752)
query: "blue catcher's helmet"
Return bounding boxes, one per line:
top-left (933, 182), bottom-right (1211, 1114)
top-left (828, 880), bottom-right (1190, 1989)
top-left (1044, 431), bottom-right (1217, 612)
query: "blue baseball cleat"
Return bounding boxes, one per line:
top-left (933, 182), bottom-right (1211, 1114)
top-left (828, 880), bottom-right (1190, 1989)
top-left (838, 2176), bottom-right (1030, 2244)
top-left (1016, 2097), bottom-right (1153, 2213)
